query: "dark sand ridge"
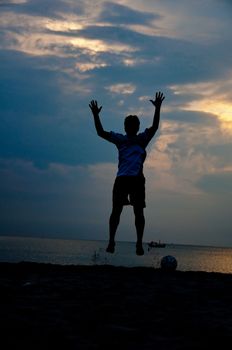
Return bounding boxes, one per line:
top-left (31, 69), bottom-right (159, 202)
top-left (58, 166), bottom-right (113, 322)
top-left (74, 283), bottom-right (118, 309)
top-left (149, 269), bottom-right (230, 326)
top-left (0, 262), bottom-right (232, 349)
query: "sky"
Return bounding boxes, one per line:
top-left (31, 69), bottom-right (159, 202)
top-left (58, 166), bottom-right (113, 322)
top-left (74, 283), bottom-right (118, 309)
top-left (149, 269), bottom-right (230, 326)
top-left (0, 0), bottom-right (232, 247)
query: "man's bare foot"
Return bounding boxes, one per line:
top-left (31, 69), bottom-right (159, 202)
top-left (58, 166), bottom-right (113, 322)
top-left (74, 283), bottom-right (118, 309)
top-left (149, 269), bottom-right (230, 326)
top-left (136, 243), bottom-right (144, 256)
top-left (106, 241), bottom-right (115, 254)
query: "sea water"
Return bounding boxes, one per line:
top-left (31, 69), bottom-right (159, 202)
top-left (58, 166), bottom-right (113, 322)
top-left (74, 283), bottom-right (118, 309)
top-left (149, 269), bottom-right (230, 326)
top-left (0, 236), bottom-right (232, 274)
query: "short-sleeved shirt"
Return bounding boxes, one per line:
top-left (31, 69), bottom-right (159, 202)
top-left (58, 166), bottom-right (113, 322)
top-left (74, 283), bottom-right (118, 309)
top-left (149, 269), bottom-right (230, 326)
top-left (108, 128), bottom-right (153, 177)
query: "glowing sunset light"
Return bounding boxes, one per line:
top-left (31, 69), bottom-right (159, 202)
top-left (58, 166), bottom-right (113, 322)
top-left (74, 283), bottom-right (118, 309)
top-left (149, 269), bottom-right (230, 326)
top-left (69, 37), bottom-right (136, 54)
top-left (183, 99), bottom-right (232, 131)
top-left (169, 80), bottom-right (232, 132)
top-left (45, 20), bottom-right (84, 32)
top-left (76, 62), bottom-right (108, 72)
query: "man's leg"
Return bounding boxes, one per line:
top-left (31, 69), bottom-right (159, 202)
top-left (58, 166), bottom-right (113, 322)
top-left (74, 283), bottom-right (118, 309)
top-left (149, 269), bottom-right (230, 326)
top-left (133, 206), bottom-right (145, 256)
top-left (106, 205), bottom-right (123, 253)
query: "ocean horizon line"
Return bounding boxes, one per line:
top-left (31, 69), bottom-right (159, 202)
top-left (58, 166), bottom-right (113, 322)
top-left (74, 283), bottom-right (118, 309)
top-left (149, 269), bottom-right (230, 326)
top-left (0, 234), bottom-right (231, 250)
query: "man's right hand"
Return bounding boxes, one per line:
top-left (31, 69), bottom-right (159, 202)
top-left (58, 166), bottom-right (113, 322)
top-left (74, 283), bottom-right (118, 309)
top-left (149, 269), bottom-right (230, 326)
top-left (150, 92), bottom-right (165, 109)
top-left (89, 100), bottom-right (102, 115)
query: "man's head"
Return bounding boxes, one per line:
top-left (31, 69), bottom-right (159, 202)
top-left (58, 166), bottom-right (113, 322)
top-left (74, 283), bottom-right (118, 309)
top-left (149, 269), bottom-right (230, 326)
top-left (124, 115), bottom-right (140, 136)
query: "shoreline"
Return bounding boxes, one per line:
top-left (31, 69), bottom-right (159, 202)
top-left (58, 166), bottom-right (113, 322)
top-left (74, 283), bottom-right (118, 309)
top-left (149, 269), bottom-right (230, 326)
top-left (1, 262), bottom-right (232, 349)
top-left (1, 259), bottom-right (232, 273)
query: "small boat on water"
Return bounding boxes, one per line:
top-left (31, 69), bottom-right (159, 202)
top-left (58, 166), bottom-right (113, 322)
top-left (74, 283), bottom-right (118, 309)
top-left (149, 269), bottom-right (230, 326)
top-left (148, 240), bottom-right (166, 248)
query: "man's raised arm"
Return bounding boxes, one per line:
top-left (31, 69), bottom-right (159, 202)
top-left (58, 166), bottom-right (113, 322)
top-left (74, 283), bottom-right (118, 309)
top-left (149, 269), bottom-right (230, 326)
top-left (89, 100), bottom-right (110, 140)
top-left (148, 91), bottom-right (165, 137)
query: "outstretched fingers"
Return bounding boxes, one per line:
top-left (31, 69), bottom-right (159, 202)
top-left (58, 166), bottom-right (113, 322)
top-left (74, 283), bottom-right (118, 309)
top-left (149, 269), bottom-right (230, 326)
top-left (89, 99), bottom-right (102, 114)
top-left (90, 100), bottom-right (96, 107)
top-left (156, 91), bottom-right (165, 101)
top-left (89, 100), bottom-right (94, 108)
top-left (150, 91), bottom-right (165, 107)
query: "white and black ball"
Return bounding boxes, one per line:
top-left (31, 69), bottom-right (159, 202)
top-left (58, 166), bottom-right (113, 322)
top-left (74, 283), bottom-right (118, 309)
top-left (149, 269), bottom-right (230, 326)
top-left (160, 255), bottom-right (177, 271)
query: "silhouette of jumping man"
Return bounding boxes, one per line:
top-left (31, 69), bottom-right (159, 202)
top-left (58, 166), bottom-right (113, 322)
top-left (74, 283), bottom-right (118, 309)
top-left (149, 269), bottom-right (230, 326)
top-left (89, 92), bottom-right (165, 255)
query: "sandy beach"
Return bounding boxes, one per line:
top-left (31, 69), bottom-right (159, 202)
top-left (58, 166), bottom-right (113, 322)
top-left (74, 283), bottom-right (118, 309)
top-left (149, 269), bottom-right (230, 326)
top-left (0, 262), bottom-right (232, 349)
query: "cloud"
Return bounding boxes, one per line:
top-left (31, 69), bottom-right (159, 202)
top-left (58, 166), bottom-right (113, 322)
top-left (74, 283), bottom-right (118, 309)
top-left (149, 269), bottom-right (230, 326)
top-left (0, 0), bottom-right (26, 4)
top-left (99, 2), bottom-right (160, 26)
top-left (106, 83), bottom-right (136, 95)
top-left (0, 0), bottom-right (84, 18)
top-left (169, 76), bottom-right (232, 134)
top-left (207, 143), bottom-right (232, 166)
top-left (196, 171), bottom-right (232, 194)
top-left (1, 0), bottom-right (230, 91)
top-left (144, 109), bottom-right (226, 198)
top-left (164, 110), bottom-right (219, 125)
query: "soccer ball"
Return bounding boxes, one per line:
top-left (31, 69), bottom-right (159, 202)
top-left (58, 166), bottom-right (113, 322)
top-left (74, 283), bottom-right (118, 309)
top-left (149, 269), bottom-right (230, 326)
top-left (160, 255), bottom-right (177, 271)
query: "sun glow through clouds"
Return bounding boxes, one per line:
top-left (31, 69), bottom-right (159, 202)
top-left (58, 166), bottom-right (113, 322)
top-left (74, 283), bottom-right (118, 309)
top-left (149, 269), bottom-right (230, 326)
top-left (183, 99), bottom-right (232, 133)
top-left (170, 81), bottom-right (232, 133)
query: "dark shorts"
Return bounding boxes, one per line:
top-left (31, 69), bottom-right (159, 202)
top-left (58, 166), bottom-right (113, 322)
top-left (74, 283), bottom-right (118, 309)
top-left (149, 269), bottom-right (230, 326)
top-left (112, 175), bottom-right (146, 208)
